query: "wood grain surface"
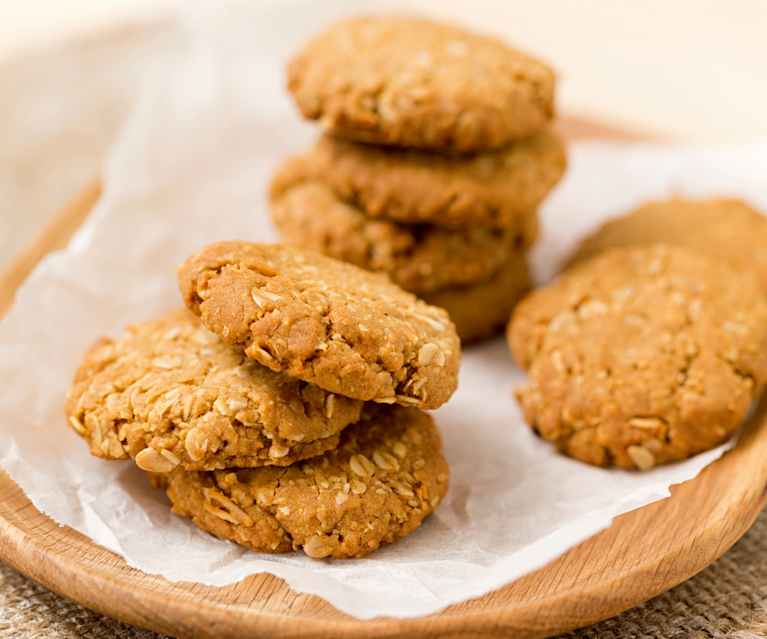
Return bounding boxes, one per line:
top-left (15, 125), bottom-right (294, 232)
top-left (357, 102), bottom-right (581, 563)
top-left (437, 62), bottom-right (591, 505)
top-left (1, 138), bottom-right (765, 637)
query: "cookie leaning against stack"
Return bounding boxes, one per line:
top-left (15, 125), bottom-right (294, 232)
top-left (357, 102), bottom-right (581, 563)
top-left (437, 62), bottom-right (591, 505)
top-left (507, 243), bottom-right (767, 470)
top-left (66, 241), bottom-right (459, 558)
top-left (270, 15), bottom-right (567, 343)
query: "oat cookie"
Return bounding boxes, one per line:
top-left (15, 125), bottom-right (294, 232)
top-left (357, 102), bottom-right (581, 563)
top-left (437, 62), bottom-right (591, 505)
top-left (508, 245), bottom-right (767, 469)
top-left (154, 405), bottom-right (449, 559)
top-left (270, 131), bottom-right (564, 228)
top-left (66, 310), bottom-right (363, 471)
top-left (288, 16), bottom-right (555, 152)
top-left (270, 179), bottom-right (533, 294)
top-left (178, 242), bottom-right (460, 408)
top-left (565, 197), bottom-right (767, 291)
top-left (424, 252), bottom-right (531, 343)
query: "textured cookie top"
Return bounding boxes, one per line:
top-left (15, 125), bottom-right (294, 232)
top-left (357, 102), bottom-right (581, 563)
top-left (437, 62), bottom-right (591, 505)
top-left (271, 130), bottom-right (565, 228)
top-left (565, 197), bottom-right (767, 291)
top-left (287, 16), bottom-right (556, 152)
top-left (508, 245), bottom-right (767, 469)
top-left (157, 405), bottom-right (449, 559)
top-left (178, 242), bottom-right (460, 408)
top-left (66, 310), bottom-right (363, 471)
top-left (270, 179), bottom-right (531, 294)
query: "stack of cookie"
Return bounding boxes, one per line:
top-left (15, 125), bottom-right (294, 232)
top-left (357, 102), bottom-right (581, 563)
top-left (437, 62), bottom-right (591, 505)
top-left (66, 242), bottom-right (460, 558)
top-left (269, 15), bottom-right (567, 342)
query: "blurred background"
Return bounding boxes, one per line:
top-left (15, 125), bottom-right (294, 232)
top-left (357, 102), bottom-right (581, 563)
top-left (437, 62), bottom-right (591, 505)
top-left (2, 0), bottom-right (766, 265)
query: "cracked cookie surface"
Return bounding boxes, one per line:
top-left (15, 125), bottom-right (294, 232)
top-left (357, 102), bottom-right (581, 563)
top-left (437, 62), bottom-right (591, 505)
top-left (270, 130), bottom-right (564, 229)
top-left (288, 16), bottom-right (556, 152)
top-left (153, 405), bottom-right (449, 559)
top-left (270, 178), bottom-right (533, 294)
top-left (424, 251), bottom-right (531, 343)
top-left (66, 310), bottom-right (363, 471)
top-left (178, 242), bottom-right (460, 408)
top-left (565, 197), bottom-right (767, 291)
top-left (508, 245), bottom-right (767, 469)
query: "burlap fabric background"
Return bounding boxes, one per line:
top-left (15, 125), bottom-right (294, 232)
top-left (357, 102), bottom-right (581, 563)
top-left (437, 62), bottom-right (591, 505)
top-left (2, 18), bottom-right (767, 639)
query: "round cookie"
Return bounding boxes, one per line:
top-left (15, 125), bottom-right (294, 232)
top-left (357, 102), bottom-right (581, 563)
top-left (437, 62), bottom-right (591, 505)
top-left (178, 242), bottom-right (460, 409)
top-left (270, 130), bottom-right (564, 229)
top-left (508, 244), bottom-right (767, 470)
top-left (153, 405), bottom-right (449, 559)
top-left (270, 178), bottom-right (534, 294)
top-left (423, 252), bottom-right (531, 343)
top-left (66, 310), bottom-right (364, 471)
top-left (565, 197), bottom-right (767, 291)
top-left (287, 16), bottom-right (556, 152)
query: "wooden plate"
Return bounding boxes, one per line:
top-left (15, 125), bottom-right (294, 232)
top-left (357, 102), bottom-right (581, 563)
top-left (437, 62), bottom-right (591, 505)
top-left (2, 155), bottom-right (766, 638)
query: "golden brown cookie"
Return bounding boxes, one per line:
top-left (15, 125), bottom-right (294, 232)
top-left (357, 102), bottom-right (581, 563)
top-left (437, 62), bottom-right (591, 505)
top-left (270, 178), bottom-right (534, 294)
top-left (565, 197), bottom-right (767, 291)
top-left (153, 405), bottom-right (449, 559)
top-left (270, 130), bottom-right (564, 229)
top-left (287, 16), bottom-right (556, 152)
top-left (66, 310), bottom-right (364, 471)
top-left (178, 242), bottom-right (460, 409)
top-left (424, 251), bottom-right (531, 343)
top-left (508, 244), bottom-right (767, 470)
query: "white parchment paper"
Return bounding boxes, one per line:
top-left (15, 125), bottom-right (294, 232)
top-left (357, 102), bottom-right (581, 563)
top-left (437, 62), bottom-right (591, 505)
top-left (2, 1), bottom-right (767, 619)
